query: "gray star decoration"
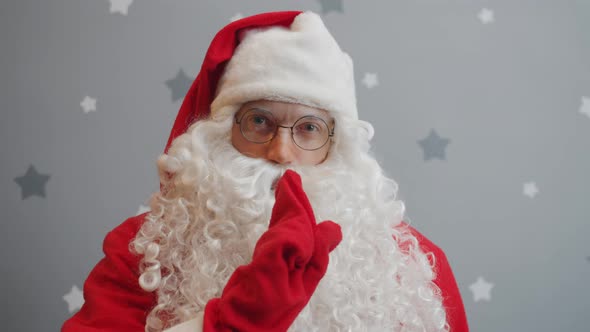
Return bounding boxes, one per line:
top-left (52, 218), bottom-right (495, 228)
top-left (417, 129), bottom-right (451, 161)
top-left (318, 0), bottom-right (343, 15)
top-left (14, 164), bottom-right (51, 199)
top-left (165, 69), bottom-right (193, 102)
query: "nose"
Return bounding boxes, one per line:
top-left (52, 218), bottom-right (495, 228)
top-left (265, 127), bottom-right (296, 165)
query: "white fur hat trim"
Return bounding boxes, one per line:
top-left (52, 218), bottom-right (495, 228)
top-left (210, 11), bottom-right (358, 120)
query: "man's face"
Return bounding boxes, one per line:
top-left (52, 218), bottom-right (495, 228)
top-left (231, 100), bottom-right (334, 166)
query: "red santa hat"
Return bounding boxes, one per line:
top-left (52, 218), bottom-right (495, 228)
top-left (163, 10), bottom-right (357, 156)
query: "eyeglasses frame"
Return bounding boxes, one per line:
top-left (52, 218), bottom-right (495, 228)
top-left (234, 108), bottom-right (335, 151)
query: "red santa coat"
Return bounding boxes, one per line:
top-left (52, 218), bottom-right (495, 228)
top-left (61, 212), bottom-right (469, 331)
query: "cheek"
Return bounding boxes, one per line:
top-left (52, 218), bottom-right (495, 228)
top-left (231, 125), bottom-right (263, 157)
top-left (307, 143), bottom-right (331, 165)
top-left (230, 125), bottom-right (242, 150)
top-left (231, 125), bottom-right (248, 152)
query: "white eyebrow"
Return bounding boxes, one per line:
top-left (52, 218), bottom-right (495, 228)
top-left (246, 106), bottom-right (331, 124)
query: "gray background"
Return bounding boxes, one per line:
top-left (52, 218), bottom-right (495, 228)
top-left (1, 0), bottom-right (589, 331)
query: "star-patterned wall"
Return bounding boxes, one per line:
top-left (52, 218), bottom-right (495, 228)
top-left (2, 1), bottom-right (589, 331)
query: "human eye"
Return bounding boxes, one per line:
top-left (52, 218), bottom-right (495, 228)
top-left (300, 123), bottom-right (319, 132)
top-left (251, 115), bottom-right (267, 125)
top-left (295, 119), bottom-right (325, 135)
top-left (243, 110), bottom-right (276, 135)
top-left (246, 112), bottom-right (271, 126)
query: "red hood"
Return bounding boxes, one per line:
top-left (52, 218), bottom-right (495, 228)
top-left (160, 10), bottom-right (302, 192)
top-left (163, 11), bottom-right (302, 155)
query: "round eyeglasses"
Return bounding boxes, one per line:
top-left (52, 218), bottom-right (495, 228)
top-left (235, 108), bottom-right (335, 151)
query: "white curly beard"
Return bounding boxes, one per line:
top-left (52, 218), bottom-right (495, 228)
top-left (132, 111), bottom-right (450, 332)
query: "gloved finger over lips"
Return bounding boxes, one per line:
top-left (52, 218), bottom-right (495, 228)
top-left (268, 170), bottom-right (317, 229)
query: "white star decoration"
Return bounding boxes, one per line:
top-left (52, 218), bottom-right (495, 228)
top-left (579, 96), bottom-right (590, 119)
top-left (230, 13), bottom-right (244, 22)
top-left (63, 285), bottom-right (84, 313)
top-left (469, 276), bottom-right (494, 302)
top-left (361, 72), bottom-right (379, 89)
top-left (109, 0), bottom-right (133, 16)
top-left (80, 96), bottom-right (97, 114)
top-left (137, 204), bottom-right (151, 216)
top-left (478, 8), bottom-right (495, 24)
top-left (523, 181), bottom-right (539, 198)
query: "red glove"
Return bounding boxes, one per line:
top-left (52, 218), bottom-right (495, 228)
top-left (203, 170), bottom-right (342, 332)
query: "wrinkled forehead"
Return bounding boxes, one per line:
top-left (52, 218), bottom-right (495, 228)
top-left (236, 100), bottom-right (334, 124)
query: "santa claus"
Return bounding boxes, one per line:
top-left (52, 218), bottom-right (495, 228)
top-left (61, 10), bottom-right (469, 332)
